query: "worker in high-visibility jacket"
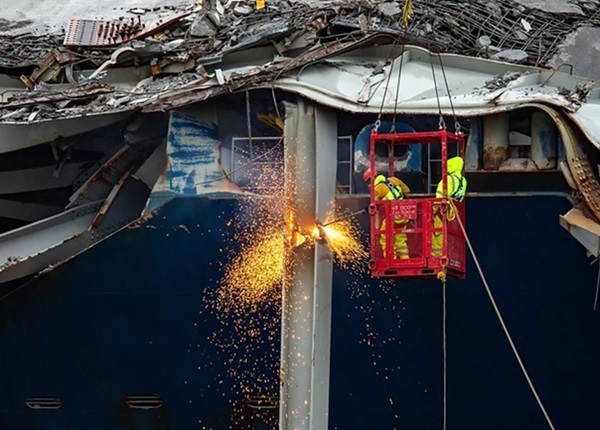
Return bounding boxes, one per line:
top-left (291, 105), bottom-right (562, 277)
top-left (432, 156), bottom-right (467, 257)
top-left (364, 169), bottom-right (411, 259)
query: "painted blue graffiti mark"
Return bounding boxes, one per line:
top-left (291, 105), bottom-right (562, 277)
top-left (166, 111), bottom-right (221, 195)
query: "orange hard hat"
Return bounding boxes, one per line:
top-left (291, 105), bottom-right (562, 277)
top-left (363, 168), bottom-right (375, 183)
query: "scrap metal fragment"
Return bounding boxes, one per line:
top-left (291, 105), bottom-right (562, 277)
top-left (491, 49), bottom-right (529, 63)
top-left (144, 35), bottom-right (380, 112)
top-left (62, 11), bottom-right (191, 47)
top-left (20, 49), bottom-right (77, 89)
top-left (0, 83), bottom-right (114, 109)
top-left (190, 11), bottom-right (217, 37)
top-left (378, 2), bottom-right (402, 17)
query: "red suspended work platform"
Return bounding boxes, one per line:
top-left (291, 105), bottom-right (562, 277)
top-left (367, 128), bottom-right (467, 280)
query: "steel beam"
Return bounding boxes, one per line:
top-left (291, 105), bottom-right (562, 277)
top-left (482, 112), bottom-right (509, 170)
top-left (280, 99), bottom-right (336, 430)
top-left (560, 206), bottom-right (600, 257)
top-left (531, 110), bottom-right (557, 169)
top-left (0, 199), bottom-right (62, 222)
top-left (465, 117), bottom-right (482, 170)
top-left (0, 112), bottom-right (131, 153)
top-left (0, 162), bottom-right (89, 194)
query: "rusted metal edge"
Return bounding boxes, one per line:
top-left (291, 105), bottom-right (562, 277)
top-left (63, 11), bottom-right (192, 47)
top-left (0, 83), bottom-right (114, 108)
top-left (143, 33), bottom-right (397, 113)
top-left (533, 103), bottom-right (600, 221)
top-left (91, 168), bottom-right (132, 228)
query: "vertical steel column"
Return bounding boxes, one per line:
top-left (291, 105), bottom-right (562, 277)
top-left (280, 99), bottom-right (336, 430)
top-left (465, 117), bottom-right (482, 171)
top-left (482, 113), bottom-right (509, 170)
top-left (531, 110), bottom-right (557, 170)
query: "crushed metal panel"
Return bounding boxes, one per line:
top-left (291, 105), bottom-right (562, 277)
top-left (560, 206), bottom-right (600, 257)
top-left (68, 145), bottom-right (146, 208)
top-left (0, 201), bottom-right (101, 282)
top-left (20, 49), bottom-right (77, 89)
top-left (0, 167), bottom-right (152, 282)
top-left (133, 141), bottom-right (167, 188)
top-left (91, 169), bottom-right (133, 228)
top-left (0, 112), bottom-right (133, 153)
top-left (68, 115), bottom-right (165, 209)
top-left (63, 12), bottom-right (191, 47)
top-left (1, 83), bottom-right (114, 109)
top-left (146, 109), bottom-right (243, 213)
top-left (92, 174), bottom-right (150, 229)
top-left (0, 199), bottom-right (62, 222)
top-left (0, 162), bottom-right (88, 194)
top-left (569, 103), bottom-right (600, 150)
top-left (534, 103), bottom-right (600, 221)
top-left (141, 43), bottom-right (600, 151)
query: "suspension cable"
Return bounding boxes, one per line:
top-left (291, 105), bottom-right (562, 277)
top-left (437, 53), bottom-right (461, 134)
top-left (245, 90), bottom-right (253, 144)
top-left (594, 262), bottom-right (600, 311)
top-left (442, 278), bottom-right (447, 430)
top-left (448, 199), bottom-right (557, 430)
top-left (428, 52), bottom-right (445, 129)
top-left (391, 44), bottom-right (406, 133)
top-left (376, 38), bottom-right (402, 131)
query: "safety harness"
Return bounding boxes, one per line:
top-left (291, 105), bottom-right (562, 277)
top-left (448, 173), bottom-right (465, 201)
top-left (385, 178), bottom-right (403, 200)
top-left (375, 175), bottom-right (403, 200)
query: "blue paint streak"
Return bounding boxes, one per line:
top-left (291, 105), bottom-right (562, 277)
top-left (166, 111), bottom-right (220, 195)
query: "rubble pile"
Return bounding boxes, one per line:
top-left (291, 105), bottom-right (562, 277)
top-left (1, 0), bottom-right (599, 69)
top-left (1, 0), bottom-right (599, 121)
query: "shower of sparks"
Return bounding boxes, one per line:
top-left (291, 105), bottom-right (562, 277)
top-left (203, 197), bottom-right (284, 426)
top-left (219, 230), bottom-right (285, 308)
top-left (321, 219), bottom-right (368, 269)
top-left (205, 156), bottom-right (370, 427)
top-left (217, 203), bottom-right (368, 311)
top-left (318, 206), bottom-right (369, 273)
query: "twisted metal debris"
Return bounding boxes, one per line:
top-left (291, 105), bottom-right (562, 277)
top-left (1, 0), bottom-right (600, 70)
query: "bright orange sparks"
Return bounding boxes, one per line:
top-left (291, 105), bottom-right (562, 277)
top-left (320, 210), bottom-right (368, 269)
top-left (220, 231), bottom-right (285, 307)
top-left (311, 226), bottom-right (321, 240)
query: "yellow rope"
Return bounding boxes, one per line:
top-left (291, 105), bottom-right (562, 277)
top-left (448, 198), bottom-right (557, 430)
top-left (445, 200), bottom-right (456, 221)
top-left (402, 0), bottom-right (413, 28)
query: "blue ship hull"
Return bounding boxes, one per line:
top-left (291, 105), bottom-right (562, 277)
top-left (0, 196), bottom-right (598, 429)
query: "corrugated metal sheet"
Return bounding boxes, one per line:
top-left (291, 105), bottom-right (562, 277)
top-left (63, 12), bottom-right (191, 47)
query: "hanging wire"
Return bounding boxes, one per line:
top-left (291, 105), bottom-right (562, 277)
top-left (442, 279), bottom-right (448, 430)
top-left (437, 53), bottom-right (461, 134)
top-left (391, 44), bottom-right (406, 133)
top-left (245, 90), bottom-right (253, 144)
top-left (194, 137), bottom-right (283, 187)
top-left (594, 261), bottom-right (600, 311)
top-left (376, 37), bottom-right (402, 132)
top-left (428, 52), bottom-right (445, 130)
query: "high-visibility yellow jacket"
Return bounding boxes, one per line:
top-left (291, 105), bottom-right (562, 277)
top-left (436, 157), bottom-right (467, 201)
top-left (374, 174), bottom-right (410, 201)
